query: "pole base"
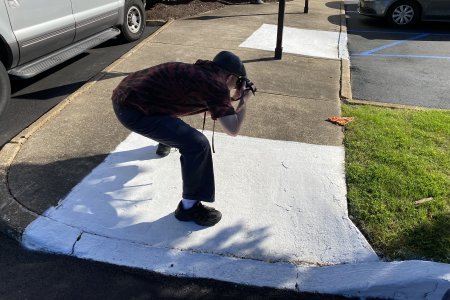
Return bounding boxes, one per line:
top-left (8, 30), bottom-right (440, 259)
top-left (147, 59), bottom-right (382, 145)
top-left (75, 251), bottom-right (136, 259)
top-left (275, 47), bottom-right (283, 60)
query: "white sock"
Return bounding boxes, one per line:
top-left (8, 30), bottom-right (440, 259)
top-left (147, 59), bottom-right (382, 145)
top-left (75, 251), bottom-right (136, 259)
top-left (181, 199), bottom-right (198, 210)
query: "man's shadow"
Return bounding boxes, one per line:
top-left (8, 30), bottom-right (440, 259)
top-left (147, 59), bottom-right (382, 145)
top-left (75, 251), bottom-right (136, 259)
top-left (38, 143), bottom-right (275, 261)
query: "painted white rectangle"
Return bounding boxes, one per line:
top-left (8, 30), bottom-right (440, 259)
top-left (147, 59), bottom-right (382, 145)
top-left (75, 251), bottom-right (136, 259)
top-left (24, 132), bottom-right (376, 265)
top-left (239, 24), bottom-right (349, 60)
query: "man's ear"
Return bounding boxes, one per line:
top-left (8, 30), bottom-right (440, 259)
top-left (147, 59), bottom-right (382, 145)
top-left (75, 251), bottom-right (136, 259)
top-left (226, 74), bottom-right (237, 89)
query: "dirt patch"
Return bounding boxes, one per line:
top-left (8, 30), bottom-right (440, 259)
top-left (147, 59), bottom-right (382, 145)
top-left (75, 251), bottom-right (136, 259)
top-left (146, 0), bottom-right (275, 21)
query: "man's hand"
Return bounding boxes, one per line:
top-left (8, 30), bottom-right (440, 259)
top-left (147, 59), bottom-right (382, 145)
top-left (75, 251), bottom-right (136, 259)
top-left (244, 79), bottom-right (257, 95)
top-left (231, 80), bottom-right (254, 103)
top-left (231, 81), bottom-right (245, 101)
top-left (238, 80), bottom-right (254, 106)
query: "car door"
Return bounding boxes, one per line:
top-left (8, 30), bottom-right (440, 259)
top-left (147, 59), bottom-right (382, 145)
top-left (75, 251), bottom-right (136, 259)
top-left (3, 0), bottom-right (75, 65)
top-left (71, 0), bottom-right (121, 42)
top-left (423, 0), bottom-right (450, 20)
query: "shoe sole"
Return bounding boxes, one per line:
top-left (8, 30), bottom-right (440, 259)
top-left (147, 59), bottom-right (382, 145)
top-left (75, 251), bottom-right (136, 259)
top-left (175, 212), bottom-right (222, 227)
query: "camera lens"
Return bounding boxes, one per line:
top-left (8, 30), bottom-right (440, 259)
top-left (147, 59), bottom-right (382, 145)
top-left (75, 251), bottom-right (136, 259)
top-left (235, 77), bottom-right (244, 89)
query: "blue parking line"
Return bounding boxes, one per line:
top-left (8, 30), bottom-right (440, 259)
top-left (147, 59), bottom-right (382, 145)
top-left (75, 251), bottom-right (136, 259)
top-left (354, 33), bottom-right (431, 56)
top-left (352, 53), bottom-right (450, 60)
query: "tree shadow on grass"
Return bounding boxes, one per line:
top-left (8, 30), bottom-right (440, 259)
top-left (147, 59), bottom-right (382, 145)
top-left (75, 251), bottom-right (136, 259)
top-left (399, 211), bottom-right (450, 263)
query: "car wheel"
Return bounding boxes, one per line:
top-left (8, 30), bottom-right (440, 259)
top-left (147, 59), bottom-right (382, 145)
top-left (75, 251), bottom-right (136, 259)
top-left (387, 0), bottom-right (420, 26)
top-left (0, 61), bottom-right (11, 116)
top-left (120, 0), bottom-right (145, 42)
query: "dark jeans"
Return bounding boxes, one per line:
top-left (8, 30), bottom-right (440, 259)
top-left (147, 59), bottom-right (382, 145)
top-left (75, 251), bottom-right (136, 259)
top-left (113, 103), bottom-right (215, 202)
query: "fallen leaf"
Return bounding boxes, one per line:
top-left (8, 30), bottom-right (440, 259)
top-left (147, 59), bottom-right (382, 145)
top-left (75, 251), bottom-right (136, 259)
top-left (414, 197), bottom-right (433, 205)
top-left (327, 116), bottom-right (354, 126)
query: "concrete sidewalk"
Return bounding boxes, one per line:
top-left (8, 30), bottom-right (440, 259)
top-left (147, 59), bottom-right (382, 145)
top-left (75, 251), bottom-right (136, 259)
top-left (0, 0), bottom-right (449, 299)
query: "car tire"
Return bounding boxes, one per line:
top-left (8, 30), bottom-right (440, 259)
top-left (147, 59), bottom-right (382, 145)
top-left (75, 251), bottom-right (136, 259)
top-left (120, 0), bottom-right (145, 42)
top-left (0, 61), bottom-right (11, 117)
top-left (387, 0), bottom-right (420, 27)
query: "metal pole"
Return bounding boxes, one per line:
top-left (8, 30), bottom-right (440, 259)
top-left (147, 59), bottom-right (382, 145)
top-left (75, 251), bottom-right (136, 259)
top-left (304, 0), bottom-right (309, 13)
top-left (275, 0), bottom-right (286, 59)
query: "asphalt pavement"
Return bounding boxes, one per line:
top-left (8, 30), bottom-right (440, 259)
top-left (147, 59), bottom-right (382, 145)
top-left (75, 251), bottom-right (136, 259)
top-left (0, 0), bottom-right (449, 299)
top-left (345, 1), bottom-right (450, 109)
top-left (3, 232), bottom-right (349, 300)
top-left (0, 26), bottom-right (159, 148)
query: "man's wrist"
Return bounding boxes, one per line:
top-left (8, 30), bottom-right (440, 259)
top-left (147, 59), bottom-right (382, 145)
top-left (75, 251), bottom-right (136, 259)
top-left (236, 100), bottom-right (246, 113)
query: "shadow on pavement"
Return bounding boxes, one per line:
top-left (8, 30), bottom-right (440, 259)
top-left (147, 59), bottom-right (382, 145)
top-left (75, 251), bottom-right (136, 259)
top-left (325, 1), bottom-right (341, 9)
top-left (9, 153), bottom-right (110, 214)
top-left (13, 71), bottom-right (131, 101)
top-left (1, 232), bottom-right (350, 300)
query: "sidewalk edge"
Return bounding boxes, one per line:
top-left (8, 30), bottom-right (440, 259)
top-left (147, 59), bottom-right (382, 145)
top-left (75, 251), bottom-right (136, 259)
top-left (25, 227), bottom-right (450, 299)
top-left (339, 1), bottom-right (352, 102)
top-left (0, 21), bottom-right (174, 242)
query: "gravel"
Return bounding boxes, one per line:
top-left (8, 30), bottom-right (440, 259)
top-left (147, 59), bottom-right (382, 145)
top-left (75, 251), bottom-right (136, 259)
top-left (146, 0), bottom-right (274, 21)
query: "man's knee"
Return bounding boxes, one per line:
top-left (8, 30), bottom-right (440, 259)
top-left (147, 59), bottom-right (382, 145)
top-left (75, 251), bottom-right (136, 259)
top-left (185, 133), bottom-right (211, 154)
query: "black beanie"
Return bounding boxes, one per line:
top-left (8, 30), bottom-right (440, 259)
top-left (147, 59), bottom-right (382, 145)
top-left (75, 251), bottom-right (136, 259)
top-left (212, 51), bottom-right (246, 77)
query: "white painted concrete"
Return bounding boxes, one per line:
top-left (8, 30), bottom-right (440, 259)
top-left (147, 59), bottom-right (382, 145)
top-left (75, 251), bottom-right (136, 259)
top-left (26, 229), bottom-right (450, 299)
top-left (24, 132), bottom-right (376, 265)
top-left (72, 233), bottom-right (450, 299)
top-left (22, 217), bottom-right (82, 255)
top-left (22, 132), bottom-right (450, 298)
top-left (239, 24), bottom-right (349, 60)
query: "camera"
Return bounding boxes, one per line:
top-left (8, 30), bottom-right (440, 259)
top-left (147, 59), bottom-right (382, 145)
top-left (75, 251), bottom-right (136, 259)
top-left (236, 77), bottom-right (257, 95)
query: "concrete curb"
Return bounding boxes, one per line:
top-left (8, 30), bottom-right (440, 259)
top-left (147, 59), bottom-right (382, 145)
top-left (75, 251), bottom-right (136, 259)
top-left (339, 1), bottom-right (352, 102)
top-left (342, 97), bottom-right (450, 111)
top-left (23, 219), bottom-right (450, 299)
top-left (0, 141), bottom-right (38, 241)
top-left (0, 21), bottom-right (174, 242)
top-left (146, 19), bottom-right (168, 26)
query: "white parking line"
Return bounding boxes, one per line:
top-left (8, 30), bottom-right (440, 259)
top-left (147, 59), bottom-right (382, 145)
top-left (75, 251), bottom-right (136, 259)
top-left (350, 32), bottom-right (450, 60)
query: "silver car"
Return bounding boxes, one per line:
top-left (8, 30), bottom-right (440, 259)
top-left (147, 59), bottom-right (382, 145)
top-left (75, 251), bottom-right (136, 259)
top-left (358, 0), bottom-right (450, 26)
top-left (0, 0), bottom-right (146, 116)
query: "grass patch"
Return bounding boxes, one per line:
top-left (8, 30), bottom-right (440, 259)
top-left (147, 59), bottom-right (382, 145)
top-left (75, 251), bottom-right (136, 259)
top-left (342, 104), bottom-right (450, 263)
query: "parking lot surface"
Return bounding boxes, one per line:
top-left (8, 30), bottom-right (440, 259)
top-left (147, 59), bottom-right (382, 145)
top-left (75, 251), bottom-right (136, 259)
top-left (346, 0), bottom-right (450, 109)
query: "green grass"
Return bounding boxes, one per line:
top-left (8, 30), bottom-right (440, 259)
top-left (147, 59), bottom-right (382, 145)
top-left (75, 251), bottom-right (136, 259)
top-left (342, 104), bottom-right (450, 263)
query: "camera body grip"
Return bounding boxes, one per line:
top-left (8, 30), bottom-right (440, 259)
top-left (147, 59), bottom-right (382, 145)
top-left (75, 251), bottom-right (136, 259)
top-left (236, 77), bottom-right (257, 95)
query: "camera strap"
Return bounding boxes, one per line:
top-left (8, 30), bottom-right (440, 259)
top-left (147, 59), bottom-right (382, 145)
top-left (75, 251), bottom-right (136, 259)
top-left (212, 120), bottom-right (216, 153)
top-left (202, 111), bottom-right (216, 154)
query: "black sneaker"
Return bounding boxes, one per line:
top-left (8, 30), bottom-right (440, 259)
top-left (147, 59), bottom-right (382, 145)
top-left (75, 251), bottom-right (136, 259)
top-left (174, 201), bottom-right (222, 226)
top-left (156, 143), bottom-right (171, 157)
